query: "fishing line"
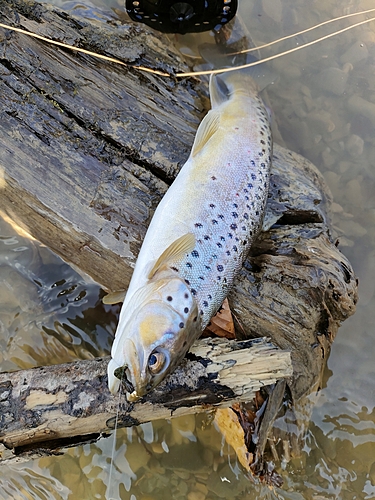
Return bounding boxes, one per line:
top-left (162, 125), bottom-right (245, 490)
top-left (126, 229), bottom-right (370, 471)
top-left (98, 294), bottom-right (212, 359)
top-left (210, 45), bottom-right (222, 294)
top-left (0, 9), bottom-right (375, 78)
top-left (107, 376), bottom-right (123, 500)
top-left (0, 21), bottom-right (169, 75)
top-left (176, 15), bottom-right (375, 77)
top-left (227, 7), bottom-right (375, 55)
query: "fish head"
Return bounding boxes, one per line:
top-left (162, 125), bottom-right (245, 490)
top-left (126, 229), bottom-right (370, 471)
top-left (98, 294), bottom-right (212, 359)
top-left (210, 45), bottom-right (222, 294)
top-left (108, 277), bottom-right (200, 401)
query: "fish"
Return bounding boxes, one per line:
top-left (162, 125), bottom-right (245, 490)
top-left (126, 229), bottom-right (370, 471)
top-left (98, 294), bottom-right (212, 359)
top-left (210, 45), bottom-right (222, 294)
top-left (107, 67), bottom-right (273, 401)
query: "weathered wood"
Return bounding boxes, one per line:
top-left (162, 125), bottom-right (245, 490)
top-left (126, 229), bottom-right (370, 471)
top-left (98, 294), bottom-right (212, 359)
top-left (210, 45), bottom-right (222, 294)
top-left (0, 337), bottom-right (291, 462)
top-left (0, 0), bottom-right (207, 291)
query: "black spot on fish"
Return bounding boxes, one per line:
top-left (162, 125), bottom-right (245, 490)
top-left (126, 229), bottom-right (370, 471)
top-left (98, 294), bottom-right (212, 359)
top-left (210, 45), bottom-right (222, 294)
top-left (233, 203), bottom-right (238, 208)
top-left (248, 183), bottom-right (253, 189)
top-left (250, 160), bottom-right (255, 166)
top-left (184, 307), bottom-right (189, 313)
top-left (186, 262), bottom-right (192, 268)
top-left (205, 265), bottom-right (211, 270)
top-left (167, 296), bottom-right (173, 301)
top-left (232, 212), bottom-right (238, 218)
top-left (250, 231), bottom-right (253, 236)
top-left (212, 254), bottom-right (218, 259)
top-left (217, 265), bottom-right (224, 272)
top-left (251, 173), bottom-right (257, 180)
top-left (230, 223), bottom-right (237, 230)
top-left (241, 225), bottom-right (246, 231)
top-left (260, 140), bottom-right (265, 145)
top-left (195, 222), bottom-right (203, 228)
top-left (171, 266), bottom-right (179, 272)
top-left (179, 322), bottom-right (184, 328)
top-left (209, 203), bottom-right (215, 208)
top-left (191, 289), bottom-right (197, 296)
top-left (193, 316), bottom-right (197, 322)
top-left (223, 277), bottom-right (227, 284)
top-left (212, 219), bottom-right (218, 225)
top-left (200, 310), bottom-right (204, 315)
top-left (217, 276), bottom-right (221, 281)
top-left (211, 176), bottom-right (217, 180)
top-left (208, 294), bottom-right (212, 300)
top-left (220, 236), bottom-right (225, 241)
top-left (228, 233), bottom-right (233, 238)
top-left (244, 188), bottom-right (248, 193)
top-left (191, 250), bottom-right (199, 258)
top-left (204, 235), bottom-right (210, 240)
top-left (217, 242), bottom-right (222, 248)
top-left (218, 214), bottom-right (224, 220)
top-left (199, 276), bottom-right (205, 280)
top-left (184, 293), bottom-right (189, 298)
top-left (185, 280), bottom-right (190, 286)
top-left (256, 210), bottom-right (259, 216)
top-left (243, 240), bottom-right (247, 246)
top-left (261, 163), bottom-right (265, 168)
top-left (245, 196), bottom-right (249, 201)
top-left (244, 213), bottom-right (249, 220)
top-left (259, 152), bottom-right (264, 157)
top-left (203, 301), bottom-right (208, 307)
top-left (226, 250), bottom-right (231, 256)
top-left (233, 245), bottom-right (238, 252)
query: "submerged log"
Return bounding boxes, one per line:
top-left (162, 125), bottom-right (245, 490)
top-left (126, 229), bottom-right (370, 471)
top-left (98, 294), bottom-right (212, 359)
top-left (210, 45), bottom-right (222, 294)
top-left (0, 337), bottom-right (291, 463)
top-left (0, 0), bottom-right (358, 467)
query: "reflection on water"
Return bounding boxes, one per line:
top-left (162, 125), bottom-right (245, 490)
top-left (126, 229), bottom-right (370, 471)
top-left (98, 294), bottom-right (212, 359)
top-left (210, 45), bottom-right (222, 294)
top-left (1, 0), bottom-right (375, 498)
top-left (0, 216), bottom-right (118, 372)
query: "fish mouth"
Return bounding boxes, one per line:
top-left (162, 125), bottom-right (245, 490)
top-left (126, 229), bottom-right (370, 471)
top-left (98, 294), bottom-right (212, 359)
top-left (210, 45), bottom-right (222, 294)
top-left (109, 338), bottom-right (143, 399)
top-left (113, 365), bottom-right (135, 394)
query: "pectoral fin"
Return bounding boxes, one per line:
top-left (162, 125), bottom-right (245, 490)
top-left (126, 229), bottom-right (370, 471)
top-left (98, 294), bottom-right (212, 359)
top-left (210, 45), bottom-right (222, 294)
top-left (191, 110), bottom-right (220, 157)
top-left (148, 233), bottom-right (196, 279)
top-left (102, 290), bottom-right (126, 304)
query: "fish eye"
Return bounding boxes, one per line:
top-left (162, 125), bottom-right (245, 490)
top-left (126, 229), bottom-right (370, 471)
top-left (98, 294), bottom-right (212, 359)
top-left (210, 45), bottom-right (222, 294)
top-left (148, 350), bottom-right (166, 374)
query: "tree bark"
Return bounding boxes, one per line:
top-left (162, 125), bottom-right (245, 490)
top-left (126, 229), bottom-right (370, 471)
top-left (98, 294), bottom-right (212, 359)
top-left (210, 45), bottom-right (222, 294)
top-left (0, 337), bottom-right (291, 463)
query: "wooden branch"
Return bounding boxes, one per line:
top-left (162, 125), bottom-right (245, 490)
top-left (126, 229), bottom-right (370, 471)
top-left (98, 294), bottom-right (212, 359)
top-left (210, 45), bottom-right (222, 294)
top-left (0, 337), bottom-right (291, 462)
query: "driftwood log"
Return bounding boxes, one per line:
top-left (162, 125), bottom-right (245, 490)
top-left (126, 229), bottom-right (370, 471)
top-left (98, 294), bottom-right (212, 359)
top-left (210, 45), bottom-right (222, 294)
top-left (0, 337), bottom-right (292, 463)
top-left (0, 0), bottom-right (358, 465)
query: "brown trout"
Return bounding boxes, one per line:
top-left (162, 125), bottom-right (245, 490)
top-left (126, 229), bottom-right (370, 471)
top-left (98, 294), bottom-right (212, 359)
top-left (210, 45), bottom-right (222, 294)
top-left (108, 69), bottom-right (273, 400)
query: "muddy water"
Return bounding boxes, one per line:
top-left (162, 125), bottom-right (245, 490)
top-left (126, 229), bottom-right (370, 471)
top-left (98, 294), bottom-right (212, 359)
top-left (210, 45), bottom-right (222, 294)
top-left (1, 0), bottom-right (375, 498)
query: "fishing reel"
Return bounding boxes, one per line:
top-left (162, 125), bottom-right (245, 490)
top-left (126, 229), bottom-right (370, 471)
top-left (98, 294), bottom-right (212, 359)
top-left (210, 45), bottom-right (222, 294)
top-left (125, 0), bottom-right (238, 34)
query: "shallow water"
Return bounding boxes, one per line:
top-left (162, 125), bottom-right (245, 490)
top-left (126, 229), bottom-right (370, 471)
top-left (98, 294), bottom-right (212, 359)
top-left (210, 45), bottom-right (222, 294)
top-left (1, 0), bottom-right (375, 498)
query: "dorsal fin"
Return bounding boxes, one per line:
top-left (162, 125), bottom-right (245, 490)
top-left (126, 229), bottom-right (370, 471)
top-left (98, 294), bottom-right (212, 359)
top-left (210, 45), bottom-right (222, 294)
top-left (102, 290), bottom-right (126, 305)
top-left (148, 233), bottom-right (196, 279)
top-left (191, 110), bottom-right (220, 157)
